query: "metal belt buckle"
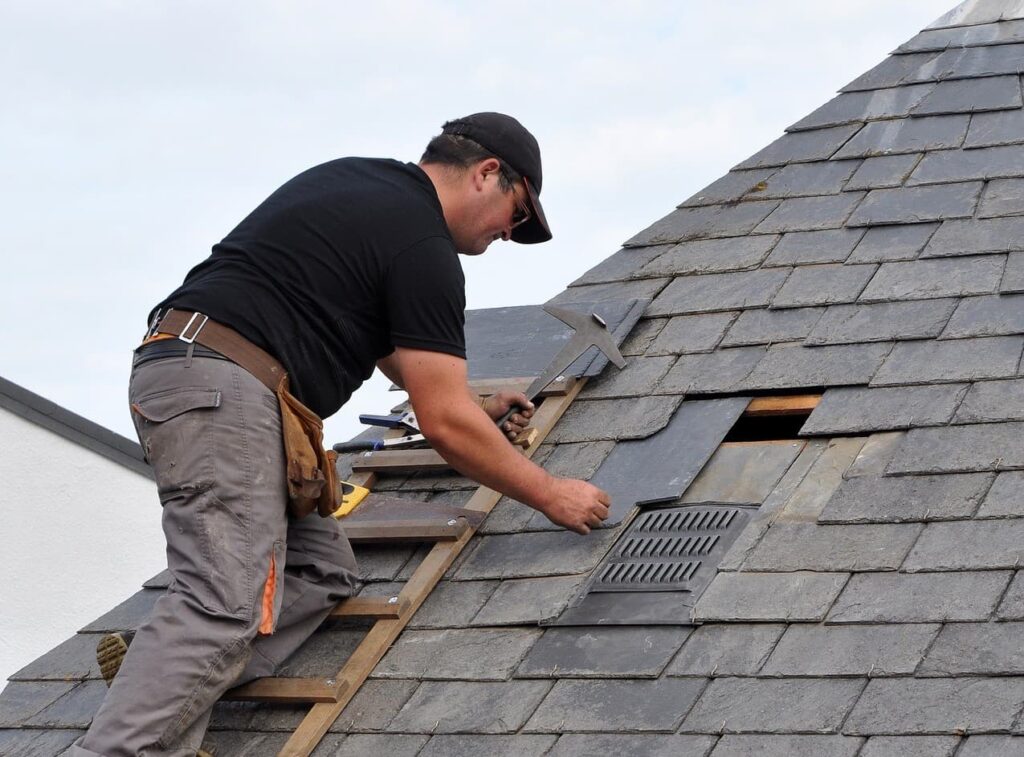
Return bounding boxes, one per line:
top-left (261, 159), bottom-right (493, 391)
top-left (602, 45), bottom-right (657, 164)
top-left (178, 312), bottom-right (209, 344)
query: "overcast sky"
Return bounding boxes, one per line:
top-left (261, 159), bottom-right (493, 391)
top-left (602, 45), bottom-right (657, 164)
top-left (1, 0), bottom-right (955, 678)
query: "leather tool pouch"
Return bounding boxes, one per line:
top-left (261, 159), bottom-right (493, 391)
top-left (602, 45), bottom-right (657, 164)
top-left (276, 377), bottom-right (340, 519)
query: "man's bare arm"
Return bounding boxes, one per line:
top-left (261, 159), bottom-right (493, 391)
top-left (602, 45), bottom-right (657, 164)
top-left (390, 346), bottom-right (610, 534)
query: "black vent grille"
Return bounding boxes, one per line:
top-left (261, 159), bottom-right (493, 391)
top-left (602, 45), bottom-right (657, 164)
top-left (591, 505), bottom-right (747, 593)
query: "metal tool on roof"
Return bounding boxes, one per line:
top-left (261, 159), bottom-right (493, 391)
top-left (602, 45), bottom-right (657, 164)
top-left (496, 305), bottom-right (628, 428)
top-left (332, 411), bottom-right (424, 452)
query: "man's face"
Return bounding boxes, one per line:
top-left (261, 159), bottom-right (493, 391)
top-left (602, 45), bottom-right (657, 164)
top-left (455, 167), bottom-right (531, 256)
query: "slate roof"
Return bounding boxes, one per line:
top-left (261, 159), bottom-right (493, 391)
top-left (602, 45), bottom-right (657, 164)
top-left (9, 1), bottom-right (1024, 754)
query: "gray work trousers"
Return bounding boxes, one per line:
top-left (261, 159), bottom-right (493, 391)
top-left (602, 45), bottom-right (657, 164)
top-left (70, 354), bottom-right (360, 757)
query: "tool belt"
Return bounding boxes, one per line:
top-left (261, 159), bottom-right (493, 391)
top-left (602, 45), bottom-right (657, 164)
top-left (146, 309), bottom-right (340, 519)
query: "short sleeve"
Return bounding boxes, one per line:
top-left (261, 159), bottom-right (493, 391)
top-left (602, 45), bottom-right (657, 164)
top-left (385, 237), bottom-right (467, 357)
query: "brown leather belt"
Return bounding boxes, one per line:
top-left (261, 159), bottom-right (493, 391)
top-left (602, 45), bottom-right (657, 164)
top-left (147, 309), bottom-right (286, 392)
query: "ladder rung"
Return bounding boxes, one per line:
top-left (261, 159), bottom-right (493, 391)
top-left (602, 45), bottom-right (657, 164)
top-left (224, 676), bottom-right (347, 704)
top-left (330, 595), bottom-right (408, 619)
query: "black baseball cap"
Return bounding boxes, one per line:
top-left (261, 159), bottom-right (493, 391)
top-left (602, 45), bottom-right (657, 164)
top-left (441, 112), bottom-right (552, 244)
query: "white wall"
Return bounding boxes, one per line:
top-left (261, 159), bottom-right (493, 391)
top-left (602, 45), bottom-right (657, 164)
top-left (0, 408), bottom-right (164, 683)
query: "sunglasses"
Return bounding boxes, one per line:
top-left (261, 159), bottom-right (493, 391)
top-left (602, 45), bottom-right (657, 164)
top-left (511, 184), bottom-right (532, 229)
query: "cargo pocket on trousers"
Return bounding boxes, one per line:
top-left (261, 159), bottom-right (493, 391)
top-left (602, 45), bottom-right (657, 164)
top-left (130, 387), bottom-right (222, 492)
top-left (160, 486), bottom-right (253, 620)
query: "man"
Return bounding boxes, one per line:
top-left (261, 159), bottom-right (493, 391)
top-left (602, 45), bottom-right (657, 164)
top-left (71, 112), bottom-right (610, 756)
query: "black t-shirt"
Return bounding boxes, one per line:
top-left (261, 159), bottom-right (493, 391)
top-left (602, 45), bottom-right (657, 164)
top-left (154, 158), bottom-right (466, 418)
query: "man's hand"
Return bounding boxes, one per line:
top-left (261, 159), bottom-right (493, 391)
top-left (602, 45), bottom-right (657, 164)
top-left (539, 478), bottom-right (611, 535)
top-left (481, 390), bottom-right (534, 440)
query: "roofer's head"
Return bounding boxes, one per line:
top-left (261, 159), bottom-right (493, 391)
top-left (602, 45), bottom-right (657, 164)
top-left (420, 112), bottom-right (550, 255)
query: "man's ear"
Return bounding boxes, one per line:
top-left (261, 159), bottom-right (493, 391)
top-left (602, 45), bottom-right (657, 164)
top-left (472, 158), bottom-right (502, 190)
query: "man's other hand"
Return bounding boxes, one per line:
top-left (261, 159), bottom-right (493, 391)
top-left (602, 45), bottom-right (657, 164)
top-left (481, 390), bottom-right (534, 440)
top-left (541, 479), bottom-right (611, 535)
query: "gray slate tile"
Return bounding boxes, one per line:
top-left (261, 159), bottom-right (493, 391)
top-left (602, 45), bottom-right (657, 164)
top-left (680, 441), bottom-right (804, 506)
top-left (804, 299), bottom-right (956, 346)
top-left (710, 735), bottom-right (864, 757)
top-left (846, 182), bottom-right (982, 226)
top-left (921, 43), bottom-right (1024, 81)
top-left (844, 432), bottom-right (905, 479)
top-left (847, 223), bottom-right (937, 264)
top-left (10, 633), bottom-right (100, 681)
top-left (681, 678), bottom-right (864, 734)
top-left (753, 160), bottom-right (860, 198)
top-left (456, 529), bottom-right (620, 580)
top-left (419, 735), bottom-right (556, 757)
top-left (845, 154), bottom-right (922, 191)
top-left (762, 623), bottom-right (939, 677)
top-left (277, 629), bottom-right (365, 677)
top-left (944, 294), bottom-right (1024, 338)
top-left (860, 256), bottom-right (1006, 303)
top-left (646, 312), bottom-right (737, 355)
top-left (998, 571), bottom-right (1024, 620)
top-left (525, 678), bottom-right (706, 733)
top-left (693, 571), bottom-right (849, 622)
top-left (886, 422), bottom-right (1024, 474)
top-left (841, 51), bottom-right (939, 91)
top-left (624, 202), bottom-right (779, 247)
top-left (966, 108), bottom-right (1024, 148)
top-left (547, 278), bottom-right (667, 307)
top-left (979, 177), bottom-right (1024, 218)
top-left (622, 317), bottom-right (666, 356)
top-left (79, 589), bottom-right (162, 632)
top-left (24, 680), bottom-right (106, 728)
top-left (770, 263), bottom-right (876, 308)
top-left (549, 734), bottom-right (717, 757)
top-left (1006, 251), bottom-right (1024, 293)
top-left (919, 622), bottom-right (1024, 676)
top-left (827, 571), bottom-right (1012, 623)
top-left (925, 217), bottom-right (1024, 257)
top-left (0, 681), bottom-right (76, 727)
top-left (387, 680), bottom-right (551, 734)
top-left (546, 396), bottom-right (682, 444)
top-left (664, 623), bottom-right (785, 676)
top-left (833, 115), bottom-right (969, 158)
top-left (682, 168), bottom-right (778, 207)
top-left (314, 735), bottom-right (428, 757)
top-left (912, 74), bottom-right (1023, 115)
top-left (720, 307), bottom-right (823, 347)
top-left (406, 580), bottom-right (497, 630)
top-left (0, 729), bottom-right (82, 756)
top-left (789, 85), bottom-right (934, 130)
top-left (647, 269), bottom-right (791, 317)
top-left (638, 236), bottom-right (777, 277)
top-left (978, 471), bottom-right (1024, 518)
top-left (763, 228), bottom-right (864, 267)
top-left (871, 336), bottom-right (1022, 386)
top-left (859, 736), bottom-right (959, 757)
top-left (956, 379), bottom-right (1024, 423)
top-left (570, 245), bottom-right (672, 286)
top-left (542, 441), bottom-right (616, 481)
top-left (819, 472), bottom-right (992, 523)
top-left (328, 679), bottom-right (419, 733)
top-left (202, 731), bottom-right (293, 754)
top-left (803, 384), bottom-right (966, 434)
top-left (586, 397), bottom-right (749, 524)
top-left (354, 544), bottom-right (417, 582)
top-left (741, 342), bottom-right (892, 390)
top-left (958, 736), bottom-right (1024, 757)
top-left (735, 123), bottom-right (863, 169)
top-left (742, 522), bottom-right (922, 572)
top-left (515, 626), bottom-right (689, 678)
top-left (904, 518), bottom-right (1024, 571)
top-left (658, 346), bottom-right (766, 394)
top-left (844, 677), bottom-right (1024, 735)
top-left (579, 355), bottom-right (674, 399)
top-left (753, 193), bottom-right (866, 233)
top-left (472, 575), bottom-right (585, 626)
top-left (911, 145), bottom-right (1024, 186)
top-left (773, 438), bottom-right (868, 524)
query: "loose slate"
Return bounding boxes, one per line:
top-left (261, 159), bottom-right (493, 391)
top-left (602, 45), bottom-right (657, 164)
top-left (588, 398), bottom-right (750, 525)
top-left (463, 298), bottom-right (645, 381)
